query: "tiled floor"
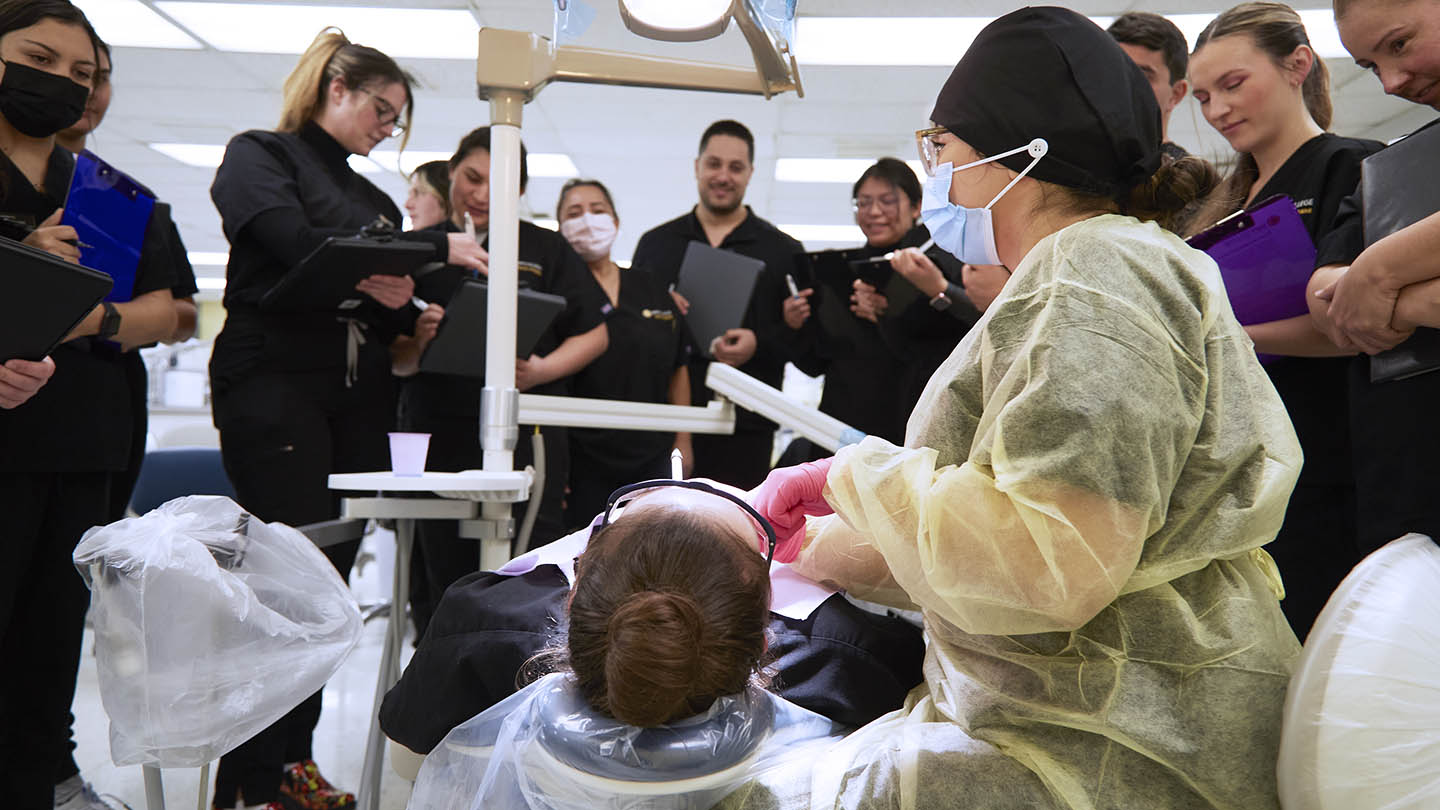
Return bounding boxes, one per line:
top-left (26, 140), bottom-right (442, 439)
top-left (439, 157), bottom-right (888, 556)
top-left (70, 529), bottom-right (418, 810)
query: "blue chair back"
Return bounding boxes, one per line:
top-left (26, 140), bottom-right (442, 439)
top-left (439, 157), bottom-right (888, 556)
top-left (129, 447), bottom-right (238, 515)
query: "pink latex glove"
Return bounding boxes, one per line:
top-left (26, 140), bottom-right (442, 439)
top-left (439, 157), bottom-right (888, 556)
top-left (751, 458), bottom-right (835, 563)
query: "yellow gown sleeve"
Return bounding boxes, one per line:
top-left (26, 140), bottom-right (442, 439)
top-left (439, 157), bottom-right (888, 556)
top-left (817, 278), bottom-right (1204, 636)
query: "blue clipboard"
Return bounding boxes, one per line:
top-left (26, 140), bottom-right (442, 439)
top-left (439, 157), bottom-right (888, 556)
top-left (61, 150), bottom-right (156, 303)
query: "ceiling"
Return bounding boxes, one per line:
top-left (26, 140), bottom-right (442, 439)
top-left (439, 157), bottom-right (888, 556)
top-left (78, 0), bottom-right (1437, 293)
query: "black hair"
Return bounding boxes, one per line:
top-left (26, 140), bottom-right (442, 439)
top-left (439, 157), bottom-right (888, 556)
top-left (0, 0), bottom-right (100, 64)
top-left (699, 119), bottom-right (755, 164)
top-left (449, 126), bottom-right (529, 194)
top-left (556, 177), bottom-right (618, 221)
top-left (852, 157), bottom-right (921, 207)
top-left (1108, 12), bottom-right (1189, 86)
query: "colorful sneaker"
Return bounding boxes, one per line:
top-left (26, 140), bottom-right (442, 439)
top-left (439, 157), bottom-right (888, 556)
top-left (277, 760), bottom-right (355, 810)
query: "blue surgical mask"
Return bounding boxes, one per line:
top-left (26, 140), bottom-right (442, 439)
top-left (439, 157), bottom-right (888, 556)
top-left (919, 138), bottom-right (1049, 267)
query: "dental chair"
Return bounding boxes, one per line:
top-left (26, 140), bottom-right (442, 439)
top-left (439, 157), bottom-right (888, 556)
top-left (1276, 533), bottom-right (1440, 809)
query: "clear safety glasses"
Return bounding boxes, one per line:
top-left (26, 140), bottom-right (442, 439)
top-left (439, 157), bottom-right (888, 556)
top-left (915, 125), bottom-right (949, 177)
top-left (600, 479), bottom-right (778, 565)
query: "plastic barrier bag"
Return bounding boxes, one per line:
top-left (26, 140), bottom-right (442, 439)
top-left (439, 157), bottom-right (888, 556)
top-left (73, 495), bottom-right (363, 767)
top-left (1278, 533), bottom-right (1440, 809)
top-left (409, 672), bottom-right (840, 810)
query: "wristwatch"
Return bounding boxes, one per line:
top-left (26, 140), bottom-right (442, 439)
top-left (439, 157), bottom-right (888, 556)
top-left (928, 290), bottom-right (953, 311)
top-left (97, 301), bottom-right (121, 340)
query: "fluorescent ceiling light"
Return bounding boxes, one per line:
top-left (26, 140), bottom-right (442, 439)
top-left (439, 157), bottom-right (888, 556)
top-left (778, 224), bottom-right (865, 243)
top-left (151, 143), bottom-right (225, 167)
top-left (531, 218), bottom-right (559, 232)
top-left (152, 142), bottom-right (380, 173)
top-left (368, 150), bottom-right (453, 175)
top-left (776, 158), bottom-right (924, 184)
top-left (528, 153), bottom-right (580, 178)
top-left (189, 252), bottom-right (229, 266)
top-left (795, 10), bottom-right (1347, 66)
top-left (154, 2), bottom-right (480, 58)
top-left (74, 0), bottom-right (203, 49)
top-left (195, 277), bottom-right (227, 291)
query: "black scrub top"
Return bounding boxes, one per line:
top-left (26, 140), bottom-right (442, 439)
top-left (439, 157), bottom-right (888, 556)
top-left (1249, 133), bottom-right (1382, 492)
top-left (569, 267), bottom-right (686, 468)
top-left (873, 226), bottom-right (980, 433)
top-left (1315, 120), bottom-right (1440, 550)
top-left (397, 219), bottom-right (607, 472)
top-left (630, 206), bottom-right (808, 434)
top-left (208, 122), bottom-right (445, 393)
top-left (0, 145), bottom-right (176, 473)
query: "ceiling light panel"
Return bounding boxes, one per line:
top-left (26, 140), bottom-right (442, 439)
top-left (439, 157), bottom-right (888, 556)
top-left (776, 158), bottom-right (924, 184)
top-left (154, 3), bottom-right (480, 58)
top-left (150, 143), bottom-right (226, 167)
top-left (795, 10), bottom-right (1348, 66)
top-left (73, 0), bottom-right (203, 49)
top-left (778, 224), bottom-right (865, 243)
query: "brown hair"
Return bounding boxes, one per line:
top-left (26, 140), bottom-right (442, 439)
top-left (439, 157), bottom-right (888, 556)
top-left (1187, 2), bottom-right (1332, 233)
top-left (1035, 153), bottom-right (1220, 234)
top-left (556, 177), bottom-right (618, 221)
top-left (278, 28), bottom-right (414, 150)
top-left (567, 509), bottom-right (770, 727)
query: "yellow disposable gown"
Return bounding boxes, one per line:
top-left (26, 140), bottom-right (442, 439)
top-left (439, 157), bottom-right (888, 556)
top-left (780, 214), bottom-right (1304, 810)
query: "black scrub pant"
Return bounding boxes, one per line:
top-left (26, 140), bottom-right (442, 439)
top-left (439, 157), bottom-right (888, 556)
top-left (692, 427), bottom-right (774, 490)
top-left (1350, 361), bottom-right (1440, 553)
top-left (210, 367), bottom-right (394, 805)
top-left (416, 424), bottom-right (569, 608)
top-left (565, 444), bottom-right (672, 531)
top-left (0, 471), bottom-right (111, 810)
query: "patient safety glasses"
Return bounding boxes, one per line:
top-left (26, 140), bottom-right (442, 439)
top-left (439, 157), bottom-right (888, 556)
top-left (601, 480), bottom-right (778, 565)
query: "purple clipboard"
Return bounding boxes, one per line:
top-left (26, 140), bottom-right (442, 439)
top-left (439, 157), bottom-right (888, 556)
top-left (1187, 195), bottom-right (1316, 327)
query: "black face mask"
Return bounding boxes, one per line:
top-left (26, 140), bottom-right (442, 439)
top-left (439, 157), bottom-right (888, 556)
top-left (0, 60), bottom-right (88, 138)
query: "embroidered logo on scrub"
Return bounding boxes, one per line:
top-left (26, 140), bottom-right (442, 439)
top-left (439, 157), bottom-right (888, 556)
top-left (641, 308), bottom-right (675, 321)
top-left (518, 261), bottom-right (543, 278)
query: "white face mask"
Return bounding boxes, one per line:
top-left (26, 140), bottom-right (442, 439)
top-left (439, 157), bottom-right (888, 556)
top-left (560, 211), bottom-right (619, 261)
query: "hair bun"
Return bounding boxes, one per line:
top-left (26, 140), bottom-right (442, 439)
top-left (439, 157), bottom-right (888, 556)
top-left (603, 590), bottom-right (707, 727)
top-left (1126, 154), bottom-right (1220, 233)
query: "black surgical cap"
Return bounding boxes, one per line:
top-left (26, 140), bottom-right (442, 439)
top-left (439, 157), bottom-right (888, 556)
top-left (929, 6), bottom-right (1163, 198)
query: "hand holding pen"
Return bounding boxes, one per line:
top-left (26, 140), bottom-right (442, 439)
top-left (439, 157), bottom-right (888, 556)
top-left (782, 272), bottom-right (813, 330)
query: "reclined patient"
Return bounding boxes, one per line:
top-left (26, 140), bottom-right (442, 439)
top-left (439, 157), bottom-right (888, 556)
top-left (397, 479), bottom-right (900, 808)
top-left (382, 478), bottom-right (924, 759)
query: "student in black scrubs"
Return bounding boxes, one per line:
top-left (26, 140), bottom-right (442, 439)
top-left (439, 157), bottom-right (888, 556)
top-left (553, 178), bottom-right (691, 526)
top-left (207, 29), bottom-right (483, 810)
top-left (630, 120), bottom-right (808, 488)
top-left (0, 6), bottom-right (179, 809)
top-left (1309, 0), bottom-right (1440, 553)
top-left (1187, 2), bottom-right (1382, 639)
top-left (51, 40), bottom-right (201, 809)
top-left (391, 127), bottom-right (608, 608)
top-left (785, 159), bottom-right (983, 465)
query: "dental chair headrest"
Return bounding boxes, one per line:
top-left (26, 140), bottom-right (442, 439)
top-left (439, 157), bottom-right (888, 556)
top-left (534, 678), bottom-right (775, 783)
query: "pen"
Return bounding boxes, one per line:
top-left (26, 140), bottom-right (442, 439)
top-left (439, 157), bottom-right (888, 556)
top-left (66, 239), bottom-right (97, 250)
top-left (463, 211), bottom-right (477, 243)
top-left (864, 237), bottom-right (936, 264)
top-left (785, 273), bottom-right (801, 298)
top-left (412, 296), bottom-right (429, 310)
top-left (670, 448), bottom-right (684, 479)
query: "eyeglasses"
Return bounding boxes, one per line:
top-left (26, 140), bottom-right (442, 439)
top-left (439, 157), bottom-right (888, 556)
top-left (359, 88), bottom-right (405, 138)
top-left (915, 125), bottom-right (949, 177)
top-left (601, 479), bottom-right (777, 565)
top-left (852, 194), bottom-right (901, 214)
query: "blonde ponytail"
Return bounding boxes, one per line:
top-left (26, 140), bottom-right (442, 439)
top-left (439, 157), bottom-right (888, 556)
top-left (276, 27), bottom-right (415, 149)
top-left (278, 28), bottom-right (349, 134)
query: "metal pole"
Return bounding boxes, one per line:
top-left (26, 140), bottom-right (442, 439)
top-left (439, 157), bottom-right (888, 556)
top-left (480, 92), bottom-right (525, 475)
top-left (143, 764), bottom-right (165, 810)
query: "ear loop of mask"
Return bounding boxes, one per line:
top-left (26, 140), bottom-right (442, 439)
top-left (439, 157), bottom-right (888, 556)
top-left (947, 138), bottom-right (1050, 208)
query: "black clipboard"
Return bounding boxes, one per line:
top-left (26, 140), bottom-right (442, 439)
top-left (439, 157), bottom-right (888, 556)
top-left (1, 236), bottom-right (113, 362)
top-left (419, 279), bottom-right (566, 377)
top-left (674, 241), bottom-right (765, 359)
top-left (1361, 122), bottom-right (1440, 382)
top-left (259, 236), bottom-right (435, 313)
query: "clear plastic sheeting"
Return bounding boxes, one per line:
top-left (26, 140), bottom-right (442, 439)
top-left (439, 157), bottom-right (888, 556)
top-left (1278, 533), bottom-right (1440, 810)
top-left (408, 672), bottom-right (839, 809)
top-left (72, 495), bottom-right (363, 767)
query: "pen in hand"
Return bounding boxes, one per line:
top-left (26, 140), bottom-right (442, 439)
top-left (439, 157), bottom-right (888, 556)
top-left (785, 273), bottom-right (801, 298)
top-left (463, 211), bottom-right (477, 243)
